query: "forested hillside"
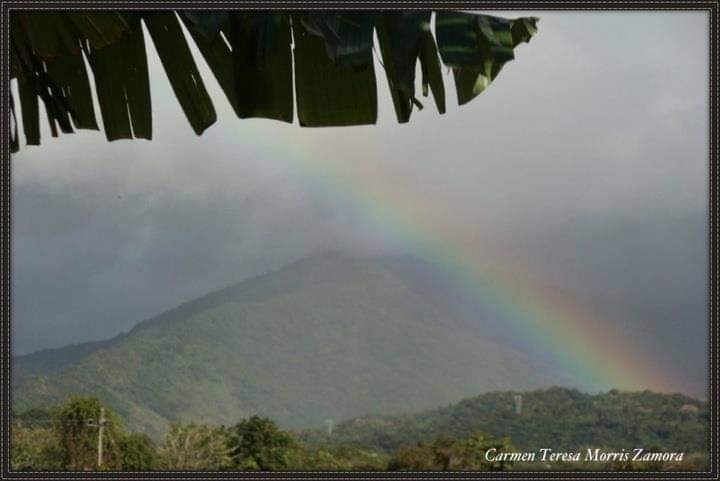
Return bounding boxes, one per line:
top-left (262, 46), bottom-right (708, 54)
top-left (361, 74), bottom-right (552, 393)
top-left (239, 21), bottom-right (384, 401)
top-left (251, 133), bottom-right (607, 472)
top-left (301, 387), bottom-right (708, 454)
top-left (14, 253), bottom-right (551, 438)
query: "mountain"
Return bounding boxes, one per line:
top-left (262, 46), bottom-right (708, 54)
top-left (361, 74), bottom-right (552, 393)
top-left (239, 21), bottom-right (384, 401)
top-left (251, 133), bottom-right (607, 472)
top-left (13, 253), bottom-right (553, 438)
top-left (300, 387), bottom-right (708, 454)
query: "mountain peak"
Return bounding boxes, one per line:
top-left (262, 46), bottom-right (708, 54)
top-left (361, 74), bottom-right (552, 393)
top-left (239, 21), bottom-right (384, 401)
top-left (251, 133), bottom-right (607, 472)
top-left (14, 252), bottom-right (551, 438)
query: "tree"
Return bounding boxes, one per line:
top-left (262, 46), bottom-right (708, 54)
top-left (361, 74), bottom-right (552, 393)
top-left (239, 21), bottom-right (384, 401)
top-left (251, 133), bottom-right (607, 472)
top-left (56, 397), bottom-right (124, 470)
top-left (286, 446), bottom-right (388, 471)
top-left (10, 423), bottom-right (64, 471)
top-left (157, 423), bottom-right (231, 470)
top-left (458, 432), bottom-right (515, 470)
top-left (387, 442), bottom-right (438, 470)
top-left (388, 432), bottom-right (515, 471)
top-left (227, 416), bottom-right (296, 470)
top-left (118, 433), bottom-right (157, 470)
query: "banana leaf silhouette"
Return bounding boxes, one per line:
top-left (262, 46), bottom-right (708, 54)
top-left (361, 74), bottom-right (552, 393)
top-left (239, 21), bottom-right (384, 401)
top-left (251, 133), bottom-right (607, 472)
top-left (9, 10), bottom-right (538, 152)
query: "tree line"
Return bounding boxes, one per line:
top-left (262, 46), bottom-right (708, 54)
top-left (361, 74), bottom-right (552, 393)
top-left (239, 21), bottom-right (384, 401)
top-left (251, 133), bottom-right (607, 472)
top-left (11, 396), bottom-right (706, 471)
top-left (10, 397), bottom-right (521, 471)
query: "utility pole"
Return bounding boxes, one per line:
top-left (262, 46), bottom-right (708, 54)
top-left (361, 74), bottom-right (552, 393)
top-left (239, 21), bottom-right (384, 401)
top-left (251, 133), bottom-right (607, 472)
top-left (97, 407), bottom-right (106, 470)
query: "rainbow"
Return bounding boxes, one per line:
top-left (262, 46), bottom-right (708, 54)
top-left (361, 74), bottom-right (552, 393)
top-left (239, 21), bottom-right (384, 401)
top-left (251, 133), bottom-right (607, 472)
top-left (228, 122), bottom-right (678, 394)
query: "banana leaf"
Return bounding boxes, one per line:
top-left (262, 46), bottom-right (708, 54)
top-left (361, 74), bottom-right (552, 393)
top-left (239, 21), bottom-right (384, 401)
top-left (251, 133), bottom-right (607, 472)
top-left (181, 11), bottom-right (228, 38)
top-left (45, 51), bottom-right (98, 130)
top-left (299, 12), bottom-right (375, 68)
top-left (144, 11), bottom-right (216, 135)
top-left (376, 12), bottom-right (445, 123)
top-left (419, 27), bottom-right (445, 114)
top-left (16, 11), bottom-right (79, 59)
top-left (9, 10), bottom-right (538, 151)
top-left (24, 60), bottom-right (74, 138)
top-left (229, 12), bottom-right (294, 122)
top-left (436, 12), bottom-right (538, 105)
top-left (67, 12), bottom-right (130, 50)
top-left (84, 15), bottom-right (151, 140)
top-left (293, 15), bottom-right (377, 127)
top-left (180, 13), bottom-right (240, 116)
top-left (11, 13), bottom-right (78, 142)
top-left (15, 60), bottom-right (40, 146)
top-left (511, 17), bottom-right (539, 46)
top-left (10, 93), bottom-right (19, 153)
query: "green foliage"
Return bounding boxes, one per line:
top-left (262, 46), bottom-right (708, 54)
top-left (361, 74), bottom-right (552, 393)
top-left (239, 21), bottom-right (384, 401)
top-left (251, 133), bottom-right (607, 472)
top-left (290, 446), bottom-right (388, 471)
top-left (229, 12), bottom-right (294, 122)
top-left (144, 12), bottom-right (216, 135)
top-left (376, 12), bottom-right (445, 122)
top-left (10, 10), bottom-right (538, 151)
top-left (387, 433), bottom-right (513, 470)
top-left (157, 422), bottom-right (231, 470)
top-left (293, 13), bottom-right (377, 127)
top-left (57, 397), bottom-right (125, 470)
top-left (118, 433), bottom-right (157, 470)
top-left (13, 406), bottom-right (59, 429)
top-left (12, 397), bottom-right (160, 471)
top-left (302, 387), bottom-right (708, 456)
top-left (228, 416), bottom-right (296, 470)
top-left (11, 391), bottom-right (708, 472)
top-left (180, 14), bottom-right (238, 117)
top-left (11, 424), bottom-right (64, 471)
top-left (85, 14), bottom-right (152, 141)
top-left (436, 12), bottom-right (538, 105)
top-left (387, 442), bottom-right (437, 470)
top-left (226, 417), bottom-right (389, 471)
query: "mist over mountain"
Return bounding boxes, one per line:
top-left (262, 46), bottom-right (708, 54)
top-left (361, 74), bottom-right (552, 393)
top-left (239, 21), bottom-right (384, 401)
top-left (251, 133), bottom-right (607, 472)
top-left (14, 253), bottom-right (559, 438)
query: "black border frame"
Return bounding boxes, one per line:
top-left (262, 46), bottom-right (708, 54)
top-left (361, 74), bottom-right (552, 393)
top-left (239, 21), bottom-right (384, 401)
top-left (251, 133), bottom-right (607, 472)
top-left (1, 1), bottom-right (717, 479)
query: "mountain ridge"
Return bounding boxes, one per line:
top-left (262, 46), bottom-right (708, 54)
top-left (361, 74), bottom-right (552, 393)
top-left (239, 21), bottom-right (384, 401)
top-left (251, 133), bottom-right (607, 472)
top-left (300, 386), bottom-right (708, 454)
top-left (13, 252), bottom-right (554, 438)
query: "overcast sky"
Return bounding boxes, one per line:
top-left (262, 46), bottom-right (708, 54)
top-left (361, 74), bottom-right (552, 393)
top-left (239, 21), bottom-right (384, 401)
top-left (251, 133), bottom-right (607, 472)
top-left (10, 11), bottom-right (709, 393)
